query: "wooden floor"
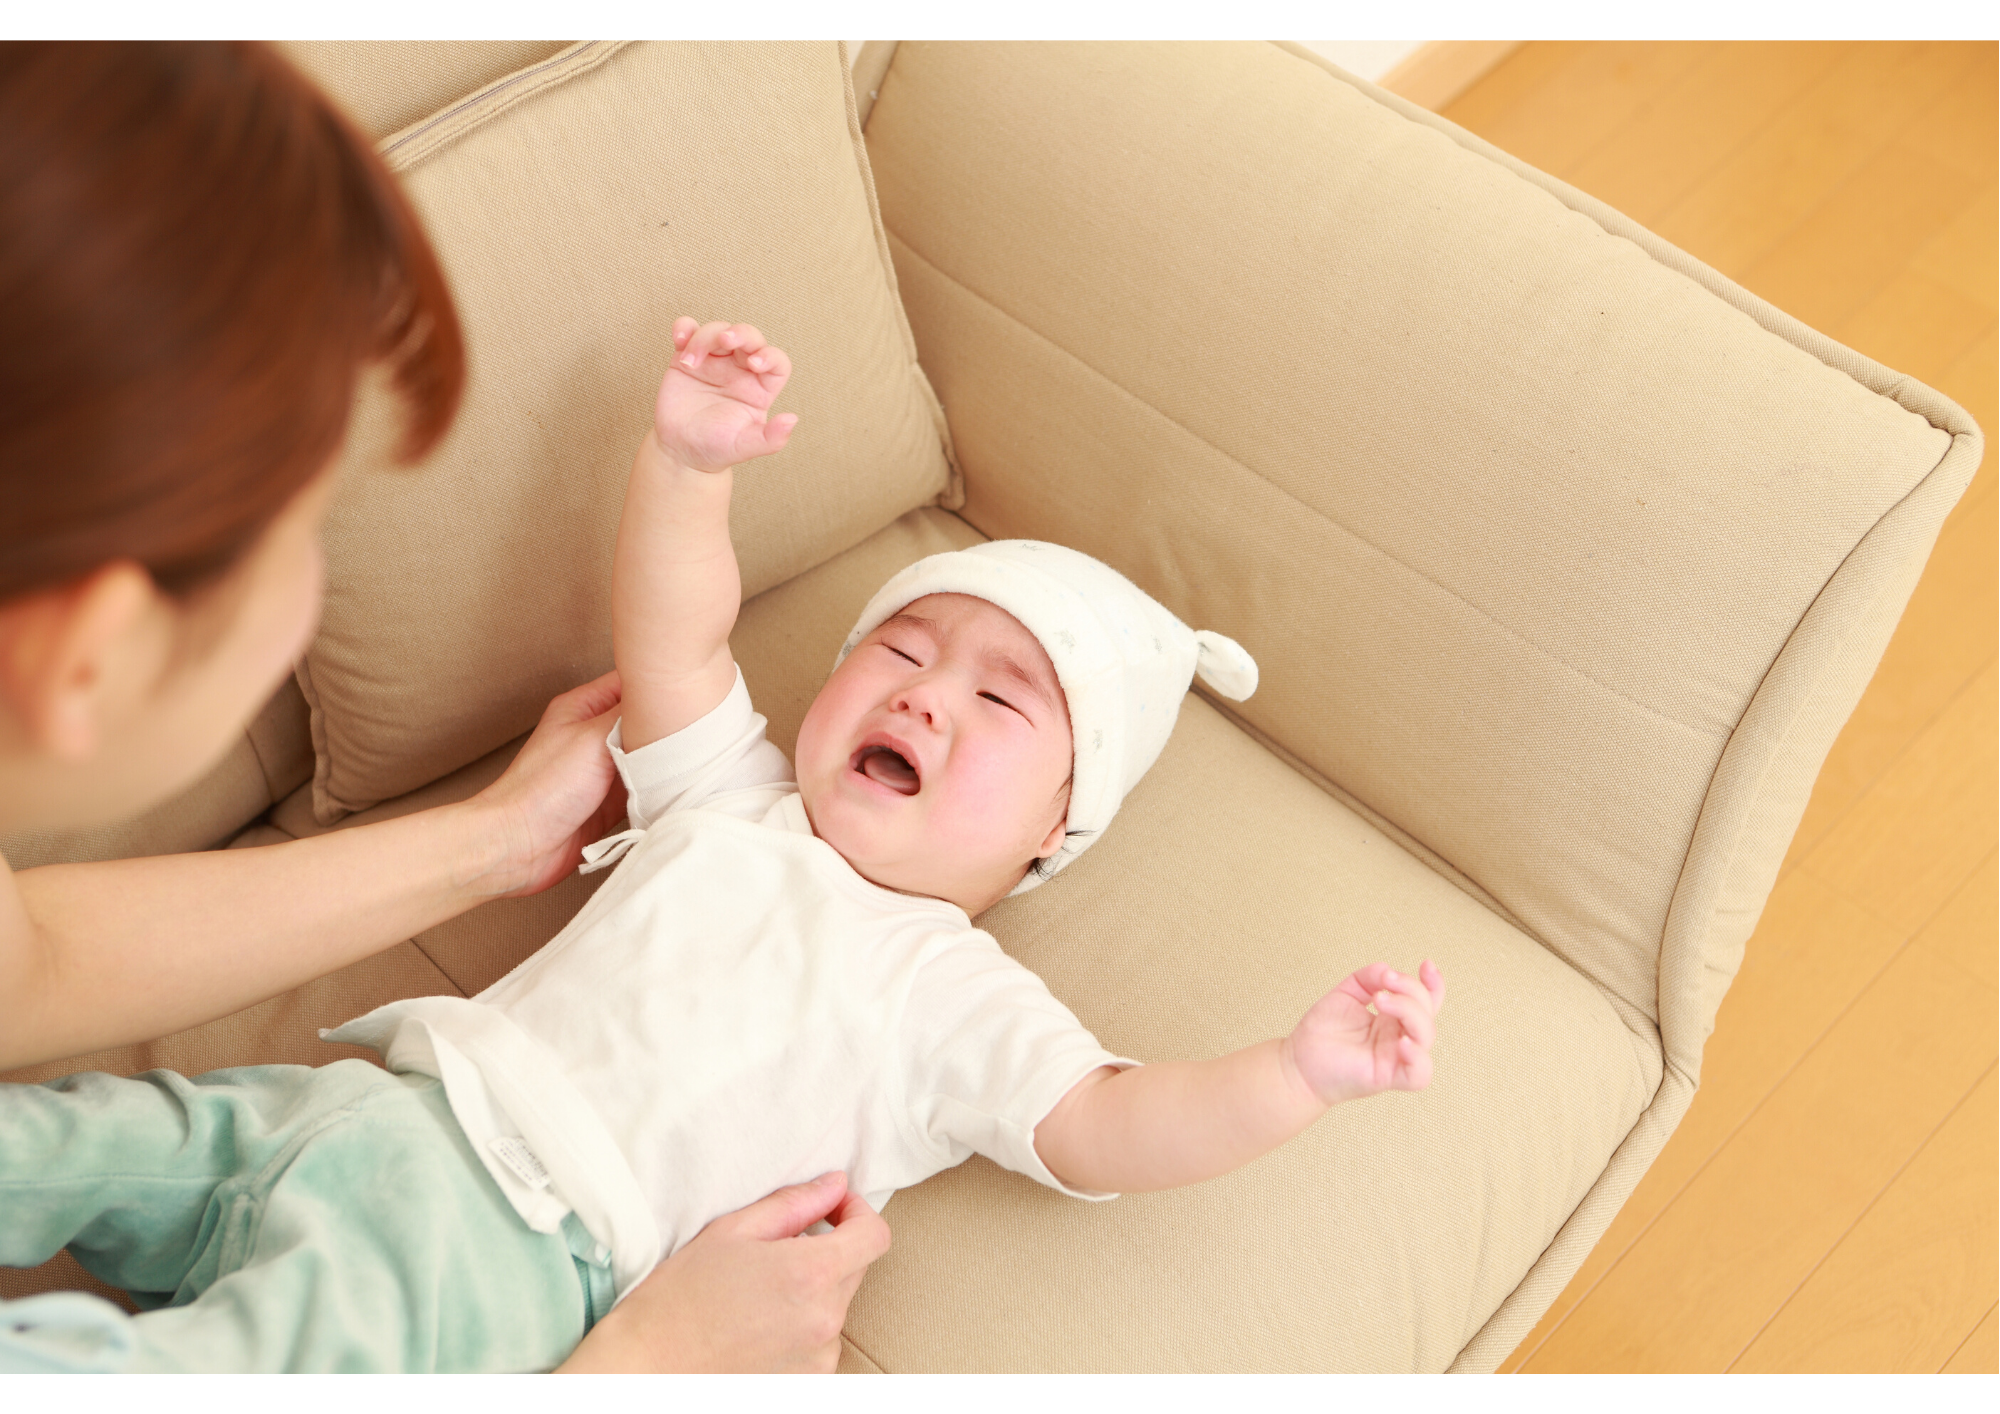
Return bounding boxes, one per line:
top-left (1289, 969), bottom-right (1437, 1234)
top-left (1430, 42), bottom-right (1998, 1374)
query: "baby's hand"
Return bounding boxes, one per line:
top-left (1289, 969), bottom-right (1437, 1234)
top-left (654, 317), bottom-right (798, 473)
top-left (1284, 959), bottom-right (1445, 1108)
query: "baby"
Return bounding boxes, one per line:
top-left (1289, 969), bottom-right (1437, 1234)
top-left (3, 319), bottom-right (1444, 1372)
top-left (331, 313), bottom-right (1447, 1297)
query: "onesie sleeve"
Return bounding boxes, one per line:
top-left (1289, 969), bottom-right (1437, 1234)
top-left (897, 933), bottom-right (1139, 1200)
top-left (606, 666), bottom-right (795, 827)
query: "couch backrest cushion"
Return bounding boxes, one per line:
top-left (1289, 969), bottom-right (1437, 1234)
top-left (864, 41), bottom-right (1967, 1026)
top-left (297, 41), bottom-right (952, 821)
top-left (281, 41), bottom-right (572, 141)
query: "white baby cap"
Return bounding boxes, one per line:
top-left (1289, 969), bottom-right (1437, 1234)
top-left (834, 540), bottom-right (1258, 895)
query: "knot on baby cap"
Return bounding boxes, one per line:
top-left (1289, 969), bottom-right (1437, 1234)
top-left (1193, 629), bottom-right (1259, 701)
top-left (835, 540), bottom-right (1259, 895)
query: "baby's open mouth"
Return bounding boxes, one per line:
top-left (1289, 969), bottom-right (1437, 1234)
top-left (852, 744), bottom-right (921, 796)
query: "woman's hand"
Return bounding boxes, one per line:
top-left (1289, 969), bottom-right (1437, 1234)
top-left (466, 670), bottom-right (629, 899)
top-left (1284, 960), bottom-right (1445, 1107)
top-left (557, 1171), bottom-right (891, 1373)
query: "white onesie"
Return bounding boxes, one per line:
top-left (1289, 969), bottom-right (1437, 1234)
top-left (327, 669), bottom-right (1134, 1299)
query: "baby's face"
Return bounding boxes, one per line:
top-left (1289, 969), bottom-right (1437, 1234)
top-left (795, 593), bottom-right (1073, 914)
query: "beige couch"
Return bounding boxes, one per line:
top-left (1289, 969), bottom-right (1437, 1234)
top-left (2, 41), bottom-right (1982, 1373)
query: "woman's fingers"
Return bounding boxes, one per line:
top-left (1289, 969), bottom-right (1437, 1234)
top-left (821, 1188), bottom-right (893, 1280)
top-left (548, 668), bottom-right (623, 724)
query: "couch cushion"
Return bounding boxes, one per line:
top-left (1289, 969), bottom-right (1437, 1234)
top-left (862, 41), bottom-right (1962, 1031)
top-left (841, 690), bottom-right (1657, 1372)
top-left (280, 41), bottom-right (571, 141)
top-left (301, 40), bottom-right (952, 822)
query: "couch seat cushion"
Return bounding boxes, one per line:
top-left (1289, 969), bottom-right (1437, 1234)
top-left (841, 680), bottom-right (1661, 1372)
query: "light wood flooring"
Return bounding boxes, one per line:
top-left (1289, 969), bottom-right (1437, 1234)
top-left (1428, 41), bottom-right (1997, 1374)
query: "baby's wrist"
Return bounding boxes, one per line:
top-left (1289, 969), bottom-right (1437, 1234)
top-left (641, 427), bottom-right (734, 480)
top-left (1276, 1033), bottom-right (1337, 1114)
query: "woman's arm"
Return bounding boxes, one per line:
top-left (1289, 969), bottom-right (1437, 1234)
top-left (1034, 961), bottom-right (1445, 1194)
top-left (0, 672), bottom-right (627, 1072)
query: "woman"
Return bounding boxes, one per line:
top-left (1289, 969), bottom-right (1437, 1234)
top-left (0, 41), bottom-right (886, 1371)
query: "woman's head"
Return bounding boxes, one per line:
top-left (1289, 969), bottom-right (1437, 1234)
top-left (0, 42), bottom-right (462, 832)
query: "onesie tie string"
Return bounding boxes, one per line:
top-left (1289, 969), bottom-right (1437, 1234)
top-left (578, 828), bottom-right (647, 875)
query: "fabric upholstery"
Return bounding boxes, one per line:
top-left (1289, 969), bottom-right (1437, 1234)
top-left (298, 40), bottom-right (952, 822)
top-left (280, 41), bottom-right (572, 141)
top-left (863, 40), bottom-right (1962, 1034)
top-left (862, 41), bottom-right (1980, 1369)
top-left (840, 674), bottom-right (1656, 1372)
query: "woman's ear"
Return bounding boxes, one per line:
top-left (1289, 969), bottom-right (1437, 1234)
top-left (0, 562), bottom-right (160, 760)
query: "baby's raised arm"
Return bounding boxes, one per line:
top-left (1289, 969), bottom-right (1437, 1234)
top-left (612, 318), bottom-right (797, 750)
top-left (1034, 961), bottom-right (1445, 1193)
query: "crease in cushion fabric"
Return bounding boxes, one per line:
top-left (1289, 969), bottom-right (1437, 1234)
top-left (299, 40), bottom-right (951, 823)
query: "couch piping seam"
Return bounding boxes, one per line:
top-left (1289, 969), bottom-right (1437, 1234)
top-left (1271, 41), bottom-right (1974, 441)
top-left (379, 42), bottom-right (603, 163)
top-left (886, 231), bottom-right (1726, 744)
top-left (1647, 434), bottom-right (1965, 1068)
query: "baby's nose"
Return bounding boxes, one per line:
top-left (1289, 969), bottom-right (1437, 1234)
top-left (894, 681), bottom-right (944, 724)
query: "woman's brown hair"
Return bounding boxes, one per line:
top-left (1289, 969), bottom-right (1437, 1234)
top-left (0, 41), bottom-right (463, 601)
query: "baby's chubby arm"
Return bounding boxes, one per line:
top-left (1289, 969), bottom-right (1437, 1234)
top-left (613, 318), bottom-right (798, 750)
top-left (1034, 961), bottom-right (1445, 1193)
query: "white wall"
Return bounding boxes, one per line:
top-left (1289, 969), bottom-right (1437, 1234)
top-left (1293, 41), bottom-right (1424, 81)
top-left (845, 41), bottom-right (1428, 86)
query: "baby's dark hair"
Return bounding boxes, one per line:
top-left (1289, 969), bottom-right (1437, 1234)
top-left (1029, 827), bottom-right (1096, 883)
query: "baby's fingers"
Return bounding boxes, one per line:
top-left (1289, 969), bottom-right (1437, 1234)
top-left (744, 341), bottom-right (791, 386)
top-left (1394, 1034), bottom-right (1434, 1092)
top-left (760, 412), bottom-right (799, 452)
top-left (678, 319), bottom-right (737, 373)
top-left (1419, 958), bottom-right (1446, 1013)
top-left (1371, 986), bottom-right (1434, 1050)
top-left (1378, 965), bottom-right (1436, 1018)
top-left (723, 321), bottom-right (769, 355)
top-left (725, 412), bottom-right (798, 464)
top-left (1343, 961), bottom-right (1398, 1000)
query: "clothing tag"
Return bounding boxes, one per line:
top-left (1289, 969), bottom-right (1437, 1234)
top-left (489, 1135), bottom-right (553, 1191)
